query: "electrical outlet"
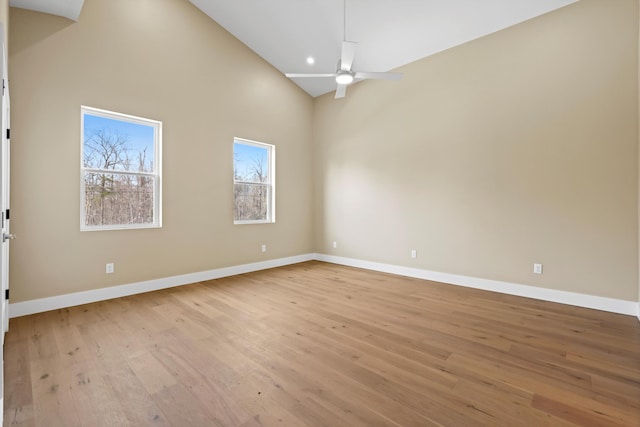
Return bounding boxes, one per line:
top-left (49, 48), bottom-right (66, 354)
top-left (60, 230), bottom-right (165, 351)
top-left (332, 241), bottom-right (337, 249)
top-left (261, 244), bottom-right (267, 253)
top-left (533, 263), bottom-right (543, 274)
top-left (106, 262), bottom-right (114, 274)
top-left (411, 249), bottom-right (417, 259)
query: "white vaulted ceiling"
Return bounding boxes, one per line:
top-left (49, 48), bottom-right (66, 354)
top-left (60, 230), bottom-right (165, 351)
top-left (189, 0), bottom-right (578, 97)
top-left (10, 0), bottom-right (578, 97)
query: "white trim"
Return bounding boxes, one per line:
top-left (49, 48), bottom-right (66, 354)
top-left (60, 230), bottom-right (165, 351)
top-left (81, 105), bottom-right (162, 128)
top-left (9, 254), bottom-right (314, 318)
top-left (8, 253), bottom-right (639, 319)
top-left (314, 254), bottom-right (639, 317)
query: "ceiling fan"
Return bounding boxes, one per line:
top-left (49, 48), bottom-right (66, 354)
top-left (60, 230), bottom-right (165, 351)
top-left (285, 1), bottom-right (403, 99)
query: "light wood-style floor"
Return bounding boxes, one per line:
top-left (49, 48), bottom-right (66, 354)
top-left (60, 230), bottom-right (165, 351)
top-left (4, 261), bottom-right (640, 426)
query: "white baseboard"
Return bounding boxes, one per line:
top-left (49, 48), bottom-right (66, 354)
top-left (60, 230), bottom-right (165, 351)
top-left (8, 254), bottom-right (315, 318)
top-left (314, 254), bottom-right (639, 317)
top-left (8, 252), bottom-right (639, 319)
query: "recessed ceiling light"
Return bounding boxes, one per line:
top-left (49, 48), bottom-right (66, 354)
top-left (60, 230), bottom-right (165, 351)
top-left (306, 56), bottom-right (315, 65)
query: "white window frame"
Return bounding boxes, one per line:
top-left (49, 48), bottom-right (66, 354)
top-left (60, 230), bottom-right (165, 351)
top-left (233, 138), bottom-right (275, 225)
top-left (80, 106), bottom-right (162, 231)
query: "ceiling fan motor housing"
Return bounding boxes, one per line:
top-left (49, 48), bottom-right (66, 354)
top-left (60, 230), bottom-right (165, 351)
top-left (336, 69), bottom-right (355, 85)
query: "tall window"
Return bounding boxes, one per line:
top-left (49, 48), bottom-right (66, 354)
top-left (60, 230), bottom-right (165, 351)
top-left (81, 106), bottom-right (162, 230)
top-left (233, 138), bottom-right (275, 224)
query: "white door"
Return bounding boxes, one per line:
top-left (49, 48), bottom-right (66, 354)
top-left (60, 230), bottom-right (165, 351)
top-left (0, 23), bottom-right (9, 424)
top-left (0, 29), bottom-right (9, 339)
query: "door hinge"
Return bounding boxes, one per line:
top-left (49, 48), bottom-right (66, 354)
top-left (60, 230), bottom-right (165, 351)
top-left (4, 289), bottom-right (8, 300)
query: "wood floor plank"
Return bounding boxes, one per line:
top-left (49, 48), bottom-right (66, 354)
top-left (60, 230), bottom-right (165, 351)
top-left (218, 311), bottom-right (486, 426)
top-left (531, 394), bottom-right (634, 427)
top-left (64, 360), bottom-right (131, 427)
top-left (3, 337), bottom-right (34, 427)
top-left (203, 320), bottom-right (435, 427)
top-left (29, 357), bottom-right (83, 427)
top-left (126, 349), bottom-right (178, 395)
top-left (4, 261), bottom-right (640, 426)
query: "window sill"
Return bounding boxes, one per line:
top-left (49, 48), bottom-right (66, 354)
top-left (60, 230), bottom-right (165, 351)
top-left (233, 220), bottom-right (275, 225)
top-left (81, 223), bottom-right (162, 232)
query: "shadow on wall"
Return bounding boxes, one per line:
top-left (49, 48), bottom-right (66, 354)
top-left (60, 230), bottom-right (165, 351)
top-left (9, 8), bottom-right (74, 55)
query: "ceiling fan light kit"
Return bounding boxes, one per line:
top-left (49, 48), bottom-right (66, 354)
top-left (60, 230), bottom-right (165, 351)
top-left (284, 0), bottom-right (403, 99)
top-left (335, 70), bottom-right (354, 85)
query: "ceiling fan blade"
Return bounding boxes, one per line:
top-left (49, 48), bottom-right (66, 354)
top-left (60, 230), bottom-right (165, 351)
top-left (285, 73), bottom-right (337, 78)
top-left (354, 71), bottom-right (403, 80)
top-left (340, 41), bottom-right (357, 70)
top-left (335, 83), bottom-right (347, 99)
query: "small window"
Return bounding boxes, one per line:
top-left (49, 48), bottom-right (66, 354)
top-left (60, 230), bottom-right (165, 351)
top-left (81, 106), bottom-right (162, 230)
top-left (233, 138), bottom-right (275, 224)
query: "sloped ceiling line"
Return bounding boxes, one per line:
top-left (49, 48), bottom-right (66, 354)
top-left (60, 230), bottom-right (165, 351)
top-left (10, 0), bottom-right (84, 21)
top-left (9, 0), bottom-right (578, 97)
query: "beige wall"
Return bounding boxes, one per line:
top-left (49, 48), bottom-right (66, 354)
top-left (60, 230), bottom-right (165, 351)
top-left (314, 0), bottom-right (639, 301)
top-left (9, 0), bottom-right (314, 302)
